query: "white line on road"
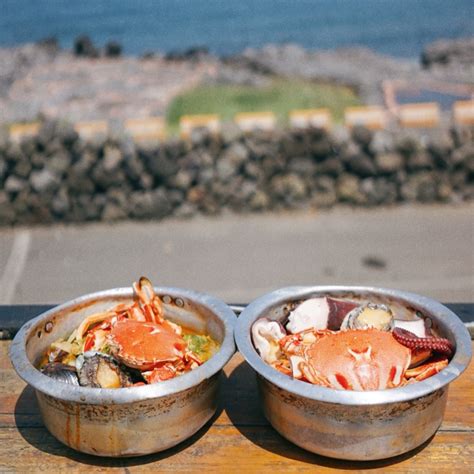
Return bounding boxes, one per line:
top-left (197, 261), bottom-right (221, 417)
top-left (0, 230), bottom-right (31, 304)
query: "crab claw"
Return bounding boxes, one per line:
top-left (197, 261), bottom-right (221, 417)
top-left (133, 276), bottom-right (164, 324)
top-left (251, 318), bottom-right (286, 364)
top-left (133, 276), bottom-right (154, 302)
top-left (286, 297), bottom-right (358, 334)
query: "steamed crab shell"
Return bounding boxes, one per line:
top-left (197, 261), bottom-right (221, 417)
top-left (107, 319), bottom-right (187, 371)
top-left (294, 329), bottom-right (412, 390)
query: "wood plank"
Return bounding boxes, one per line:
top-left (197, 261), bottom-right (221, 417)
top-left (0, 426), bottom-right (472, 473)
top-left (443, 367), bottom-right (474, 430)
top-left (1, 340), bottom-right (473, 472)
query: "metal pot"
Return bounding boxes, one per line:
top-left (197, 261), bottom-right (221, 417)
top-left (10, 287), bottom-right (236, 457)
top-left (235, 286), bottom-right (471, 461)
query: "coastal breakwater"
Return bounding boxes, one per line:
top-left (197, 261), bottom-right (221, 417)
top-left (0, 121), bottom-right (472, 226)
top-left (1, 39), bottom-right (473, 126)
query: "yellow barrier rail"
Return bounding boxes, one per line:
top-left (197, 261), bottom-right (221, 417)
top-left (8, 122), bottom-right (40, 142)
top-left (344, 106), bottom-right (387, 130)
top-left (5, 100), bottom-right (472, 143)
top-left (453, 100), bottom-right (474, 126)
top-left (234, 112), bottom-right (276, 132)
top-left (289, 108), bottom-right (332, 130)
top-left (398, 102), bottom-right (441, 128)
top-left (74, 120), bottom-right (109, 139)
top-left (179, 114), bottom-right (220, 139)
top-left (124, 117), bottom-right (166, 142)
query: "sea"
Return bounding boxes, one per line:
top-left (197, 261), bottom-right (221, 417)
top-left (0, 0), bottom-right (473, 58)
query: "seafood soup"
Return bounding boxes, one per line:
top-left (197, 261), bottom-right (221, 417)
top-left (39, 277), bottom-right (220, 388)
top-left (251, 295), bottom-right (454, 391)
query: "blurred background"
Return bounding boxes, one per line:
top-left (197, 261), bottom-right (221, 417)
top-left (0, 0), bottom-right (473, 305)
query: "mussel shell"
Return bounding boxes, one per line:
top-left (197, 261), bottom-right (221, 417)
top-left (41, 362), bottom-right (80, 386)
top-left (77, 353), bottom-right (134, 388)
top-left (341, 303), bottom-right (394, 331)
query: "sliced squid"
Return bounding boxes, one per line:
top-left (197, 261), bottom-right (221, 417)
top-left (393, 318), bottom-right (427, 338)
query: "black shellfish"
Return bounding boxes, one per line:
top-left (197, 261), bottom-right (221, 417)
top-left (41, 363), bottom-right (80, 385)
top-left (76, 352), bottom-right (134, 388)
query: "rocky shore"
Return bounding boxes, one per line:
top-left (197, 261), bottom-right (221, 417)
top-left (0, 41), bottom-right (218, 124)
top-left (0, 37), bottom-right (472, 125)
top-left (1, 38), bottom-right (472, 226)
top-left (0, 120), bottom-right (472, 226)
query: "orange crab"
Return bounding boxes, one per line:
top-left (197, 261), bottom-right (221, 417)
top-left (276, 328), bottom-right (448, 391)
top-left (75, 277), bottom-right (202, 383)
top-left (107, 319), bottom-right (187, 370)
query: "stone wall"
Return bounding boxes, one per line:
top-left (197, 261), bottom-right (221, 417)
top-left (0, 121), bottom-right (473, 226)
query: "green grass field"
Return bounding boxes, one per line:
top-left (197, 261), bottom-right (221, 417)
top-left (166, 79), bottom-right (361, 134)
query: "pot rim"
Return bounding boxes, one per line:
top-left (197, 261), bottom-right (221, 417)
top-left (10, 286), bottom-right (236, 404)
top-left (235, 285), bottom-right (472, 405)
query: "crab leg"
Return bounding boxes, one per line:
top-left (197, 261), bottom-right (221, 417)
top-left (271, 359), bottom-right (292, 377)
top-left (77, 311), bottom-right (115, 339)
top-left (127, 303), bottom-right (147, 322)
top-left (405, 357), bottom-right (448, 381)
top-left (299, 360), bottom-right (332, 387)
top-left (143, 363), bottom-right (178, 383)
top-left (408, 348), bottom-right (433, 368)
top-left (279, 329), bottom-right (332, 356)
top-left (185, 351), bottom-right (203, 366)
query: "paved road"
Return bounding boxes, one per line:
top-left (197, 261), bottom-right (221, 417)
top-left (0, 204), bottom-right (473, 305)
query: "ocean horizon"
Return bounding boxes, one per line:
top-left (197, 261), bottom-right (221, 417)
top-left (1, 0), bottom-right (473, 58)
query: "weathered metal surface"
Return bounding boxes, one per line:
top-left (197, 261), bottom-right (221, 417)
top-left (9, 287), bottom-right (236, 456)
top-left (235, 286), bottom-right (472, 460)
top-left (36, 374), bottom-right (219, 456)
top-left (258, 376), bottom-right (448, 460)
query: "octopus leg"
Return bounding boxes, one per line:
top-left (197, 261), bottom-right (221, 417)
top-left (393, 327), bottom-right (453, 357)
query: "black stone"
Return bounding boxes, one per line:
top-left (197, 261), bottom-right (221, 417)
top-left (104, 41), bottom-right (122, 58)
top-left (74, 35), bottom-right (99, 58)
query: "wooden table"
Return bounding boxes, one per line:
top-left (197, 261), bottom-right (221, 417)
top-left (1, 306), bottom-right (473, 473)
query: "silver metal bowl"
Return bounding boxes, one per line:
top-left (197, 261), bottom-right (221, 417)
top-left (10, 287), bottom-right (236, 457)
top-left (235, 286), bottom-right (471, 461)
